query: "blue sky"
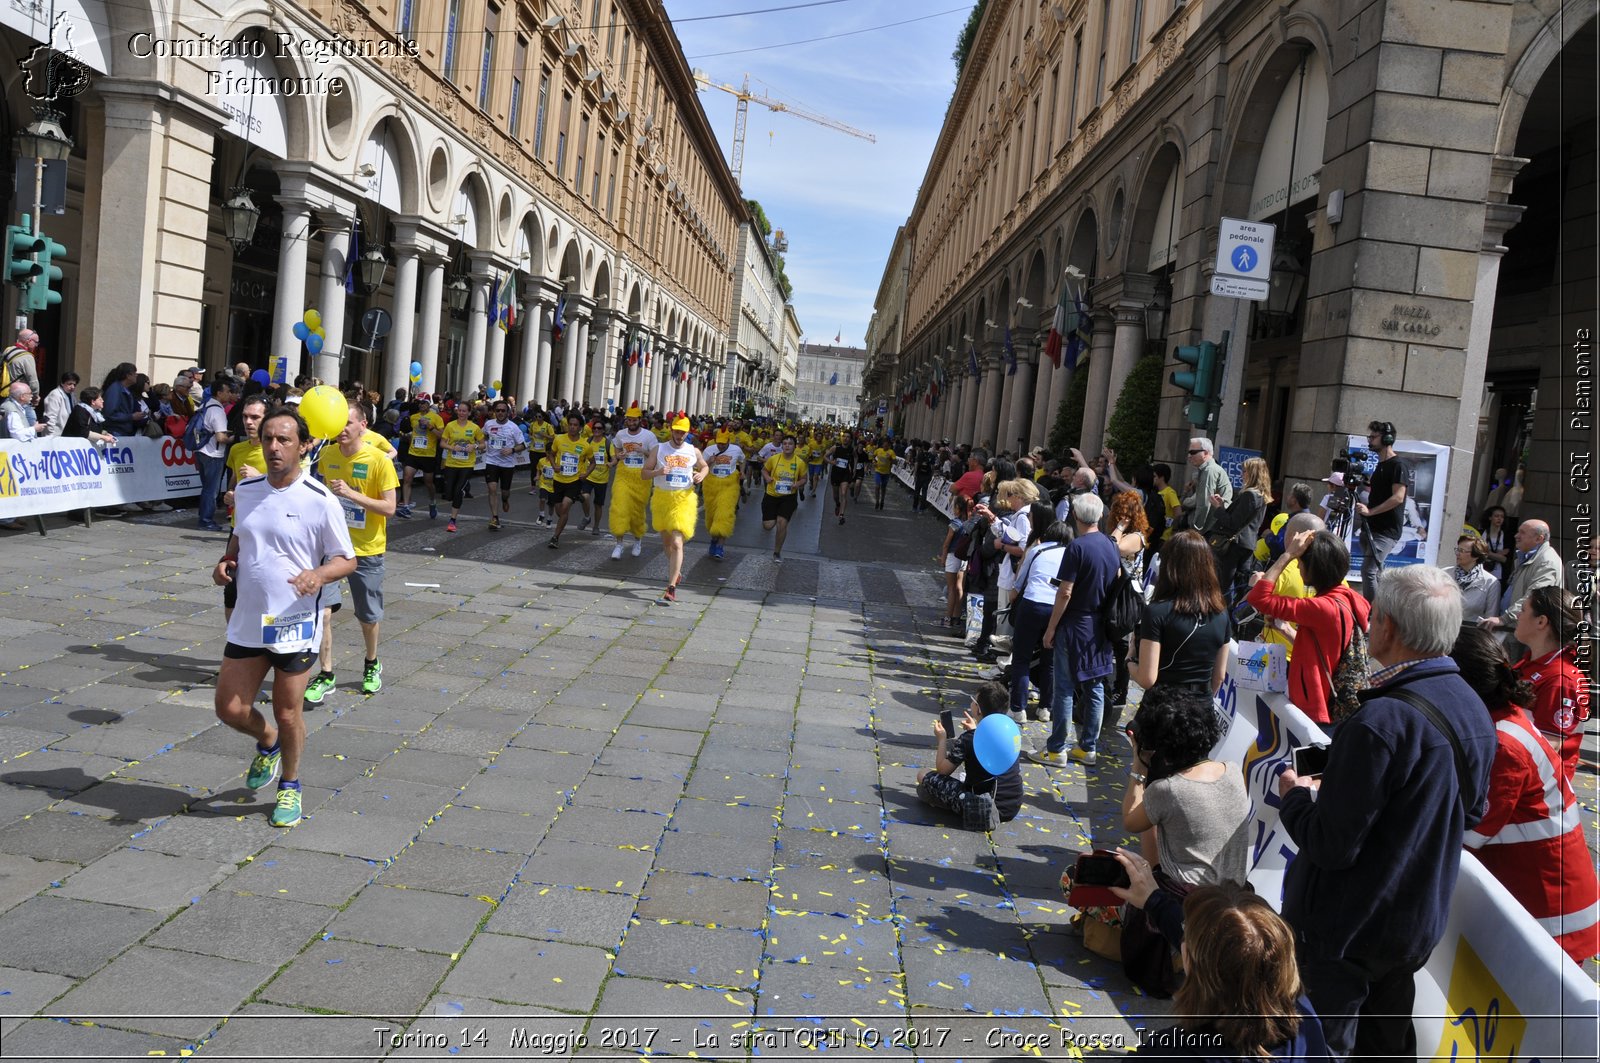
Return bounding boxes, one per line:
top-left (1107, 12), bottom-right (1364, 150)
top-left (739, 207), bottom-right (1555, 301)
top-left (665, 0), bottom-right (972, 348)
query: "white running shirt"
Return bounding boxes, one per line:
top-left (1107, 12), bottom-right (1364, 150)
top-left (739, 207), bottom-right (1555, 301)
top-left (653, 440), bottom-right (700, 491)
top-left (227, 472), bottom-right (356, 654)
top-left (483, 418), bottom-right (523, 468)
top-left (613, 427), bottom-right (656, 470)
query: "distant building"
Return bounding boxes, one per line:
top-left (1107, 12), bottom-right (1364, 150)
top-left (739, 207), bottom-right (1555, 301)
top-left (721, 221), bottom-right (789, 417)
top-left (794, 343), bottom-right (865, 424)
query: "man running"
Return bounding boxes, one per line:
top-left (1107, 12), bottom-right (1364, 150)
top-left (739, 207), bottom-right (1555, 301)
top-left (439, 399), bottom-right (484, 533)
top-left (804, 431), bottom-right (826, 498)
top-left (609, 404), bottom-right (655, 559)
top-left (212, 409), bottom-right (355, 827)
top-left (702, 428), bottom-right (744, 560)
top-left (306, 404), bottom-right (398, 701)
top-left (641, 415), bottom-right (708, 603)
top-left (871, 437), bottom-right (896, 510)
top-left (525, 405), bottom-right (555, 524)
top-left (397, 394), bottom-right (442, 519)
top-left (547, 412), bottom-right (592, 548)
top-left (763, 434), bottom-right (805, 562)
top-left (828, 432), bottom-right (860, 525)
top-left (482, 400), bottom-right (525, 531)
top-left (581, 420), bottom-right (615, 537)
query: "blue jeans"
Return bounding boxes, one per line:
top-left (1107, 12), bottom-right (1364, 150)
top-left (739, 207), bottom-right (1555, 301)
top-left (1359, 526), bottom-right (1399, 601)
top-left (1008, 598), bottom-right (1054, 716)
top-left (196, 452), bottom-right (226, 525)
top-left (1048, 639), bottom-right (1108, 754)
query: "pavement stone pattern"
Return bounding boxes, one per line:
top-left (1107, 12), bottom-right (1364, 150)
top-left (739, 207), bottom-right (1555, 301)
top-left (1, 484), bottom-right (1596, 1060)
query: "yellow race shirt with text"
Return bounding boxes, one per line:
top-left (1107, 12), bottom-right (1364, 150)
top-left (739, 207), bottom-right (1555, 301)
top-left (550, 434), bottom-right (589, 483)
top-left (765, 454), bottom-right (805, 497)
top-left (441, 420), bottom-right (484, 469)
top-left (317, 443), bottom-right (399, 555)
top-left (407, 412), bottom-right (444, 457)
top-left (872, 447), bottom-right (894, 474)
top-left (528, 420), bottom-right (555, 454)
top-left (586, 439), bottom-right (613, 484)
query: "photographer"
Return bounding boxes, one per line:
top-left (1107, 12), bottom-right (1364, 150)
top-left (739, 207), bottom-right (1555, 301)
top-left (1354, 420), bottom-right (1410, 601)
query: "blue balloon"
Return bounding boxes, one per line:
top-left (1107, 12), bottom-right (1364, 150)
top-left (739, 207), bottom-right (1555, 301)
top-left (410, 361), bottom-right (423, 375)
top-left (292, 322), bottom-right (310, 341)
top-left (485, 387), bottom-right (497, 398)
top-left (306, 333), bottom-right (324, 355)
top-left (250, 368), bottom-right (270, 386)
top-left (973, 713), bottom-right (1021, 775)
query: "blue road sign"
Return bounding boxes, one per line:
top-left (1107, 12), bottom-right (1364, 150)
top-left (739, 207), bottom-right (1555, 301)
top-left (1231, 245), bottom-right (1257, 273)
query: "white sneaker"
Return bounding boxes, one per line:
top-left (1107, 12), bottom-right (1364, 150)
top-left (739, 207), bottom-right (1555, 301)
top-left (580, 515), bottom-right (590, 529)
top-left (630, 539), bottom-right (642, 557)
top-left (611, 543), bottom-right (624, 560)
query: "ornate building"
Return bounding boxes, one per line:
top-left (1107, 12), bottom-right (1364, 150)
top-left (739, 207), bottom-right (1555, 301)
top-left (2, 0), bottom-right (745, 416)
top-left (794, 342), bottom-right (865, 425)
top-left (868, 0), bottom-right (1594, 550)
top-left (722, 220), bottom-right (792, 417)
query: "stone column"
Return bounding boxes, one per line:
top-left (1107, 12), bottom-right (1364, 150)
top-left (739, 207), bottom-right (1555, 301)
top-left (484, 314), bottom-right (507, 397)
top-left (272, 199), bottom-right (312, 378)
top-left (382, 238), bottom-right (420, 399)
top-left (586, 313), bottom-right (614, 409)
top-left (1007, 351), bottom-right (1037, 453)
top-left (516, 296), bottom-right (544, 408)
top-left (313, 215), bottom-right (352, 383)
top-left (1079, 309), bottom-right (1116, 455)
top-left (957, 368), bottom-right (981, 446)
top-left (572, 312), bottom-right (592, 406)
top-left (461, 266), bottom-right (491, 396)
top-left (415, 254), bottom-right (446, 395)
top-left (1031, 342), bottom-right (1055, 449)
top-left (557, 308), bottom-right (582, 404)
top-left (979, 353), bottom-right (1005, 451)
top-left (1099, 302), bottom-right (1148, 449)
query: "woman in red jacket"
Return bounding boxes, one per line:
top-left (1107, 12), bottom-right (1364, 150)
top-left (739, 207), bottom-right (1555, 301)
top-left (1454, 626), bottom-right (1598, 965)
top-left (1246, 528), bottom-right (1370, 725)
top-left (1512, 586), bottom-right (1590, 783)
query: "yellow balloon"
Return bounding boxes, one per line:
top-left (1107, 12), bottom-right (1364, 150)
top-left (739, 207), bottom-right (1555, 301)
top-left (313, 327), bottom-right (326, 339)
top-left (303, 309), bottom-right (322, 330)
top-left (300, 384), bottom-right (349, 440)
top-left (492, 380), bottom-right (502, 390)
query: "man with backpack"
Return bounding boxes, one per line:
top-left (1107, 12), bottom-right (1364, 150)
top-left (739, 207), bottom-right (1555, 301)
top-left (192, 376), bottom-right (238, 532)
top-left (0, 329), bottom-right (40, 397)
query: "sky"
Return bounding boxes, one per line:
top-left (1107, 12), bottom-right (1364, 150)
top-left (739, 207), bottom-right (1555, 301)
top-left (664, 0), bottom-right (972, 349)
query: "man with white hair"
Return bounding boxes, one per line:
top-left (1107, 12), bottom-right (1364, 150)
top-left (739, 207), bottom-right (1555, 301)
top-left (1180, 436), bottom-right (1231, 533)
top-left (1, 328), bottom-right (40, 395)
top-left (1027, 491), bottom-right (1121, 767)
top-left (1276, 564), bottom-right (1495, 1059)
top-left (2, 381), bottom-right (47, 440)
top-left (1479, 517), bottom-right (1563, 655)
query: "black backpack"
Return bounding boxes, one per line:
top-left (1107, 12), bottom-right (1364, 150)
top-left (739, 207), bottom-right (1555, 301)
top-left (1103, 566), bottom-right (1145, 641)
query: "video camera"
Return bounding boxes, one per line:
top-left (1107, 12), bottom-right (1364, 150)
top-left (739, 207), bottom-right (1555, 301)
top-left (1324, 448), bottom-right (1370, 538)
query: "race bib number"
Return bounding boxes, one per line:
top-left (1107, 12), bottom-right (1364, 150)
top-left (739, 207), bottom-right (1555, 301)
top-left (261, 609), bottom-right (314, 647)
top-left (664, 457), bottom-right (693, 490)
top-left (532, 440), bottom-right (546, 452)
top-left (453, 445), bottom-right (472, 461)
top-left (340, 500), bottom-right (367, 529)
top-left (711, 461), bottom-right (735, 478)
top-left (559, 452), bottom-right (580, 476)
top-left (834, 458), bottom-right (849, 469)
top-left (775, 478), bottom-right (794, 496)
top-left (622, 446), bottom-right (646, 468)
top-left (411, 432), bottom-right (429, 452)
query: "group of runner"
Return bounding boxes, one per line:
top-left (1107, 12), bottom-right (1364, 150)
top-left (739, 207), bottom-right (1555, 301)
top-left (206, 389), bottom-right (902, 827)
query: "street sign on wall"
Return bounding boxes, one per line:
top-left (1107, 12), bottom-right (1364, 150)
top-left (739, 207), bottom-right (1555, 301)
top-left (1210, 217), bottom-right (1275, 301)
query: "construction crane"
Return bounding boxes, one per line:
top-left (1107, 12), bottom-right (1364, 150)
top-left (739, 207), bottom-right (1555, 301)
top-left (691, 71), bottom-right (875, 188)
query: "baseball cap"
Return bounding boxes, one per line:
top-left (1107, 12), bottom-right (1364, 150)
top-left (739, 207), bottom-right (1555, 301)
top-left (1323, 472), bottom-right (1345, 487)
top-left (416, 392), bottom-right (432, 403)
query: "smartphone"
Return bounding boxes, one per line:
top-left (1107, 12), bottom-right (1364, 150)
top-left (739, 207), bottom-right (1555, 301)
top-left (1292, 744), bottom-right (1330, 778)
top-left (1075, 852), bottom-right (1131, 888)
top-left (939, 710), bottom-right (955, 737)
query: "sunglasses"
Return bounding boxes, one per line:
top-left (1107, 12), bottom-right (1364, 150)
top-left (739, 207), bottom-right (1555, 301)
top-left (1188, 449), bottom-right (1204, 455)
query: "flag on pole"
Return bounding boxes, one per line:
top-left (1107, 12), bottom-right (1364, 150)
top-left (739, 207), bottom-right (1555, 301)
top-left (829, 372), bottom-right (839, 386)
top-left (487, 272), bottom-right (501, 329)
top-left (499, 273), bottom-right (517, 332)
top-left (834, 331), bottom-right (841, 344)
top-left (643, 335), bottom-right (652, 367)
top-left (1003, 327), bottom-right (1017, 376)
top-left (1064, 285), bottom-right (1091, 371)
top-left (626, 329), bottom-right (639, 366)
top-left (343, 218), bottom-right (360, 294)
top-left (968, 345), bottom-right (980, 379)
top-left (551, 295), bottom-right (566, 344)
top-left (1044, 272), bottom-right (1071, 368)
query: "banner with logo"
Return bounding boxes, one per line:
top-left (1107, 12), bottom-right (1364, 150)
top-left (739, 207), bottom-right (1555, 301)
top-left (1211, 668), bottom-right (1599, 1060)
top-left (0, 436), bottom-right (202, 519)
top-left (1329, 435), bottom-right (1449, 582)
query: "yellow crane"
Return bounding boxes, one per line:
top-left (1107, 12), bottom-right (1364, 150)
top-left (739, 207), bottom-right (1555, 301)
top-left (691, 71), bottom-right (875, 188)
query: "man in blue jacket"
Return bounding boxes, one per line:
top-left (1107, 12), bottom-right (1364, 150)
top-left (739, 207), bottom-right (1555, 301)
top-left (1275, 564), bottom-right (1495, 1060)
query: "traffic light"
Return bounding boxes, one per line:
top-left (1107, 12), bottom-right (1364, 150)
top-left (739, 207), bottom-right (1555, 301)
top-left (27, 232), bottom-right (65, 312)
top-left (7, 217), bottom-right (43, 298)
top-left (1170, 340), bottom-right (1219, 427)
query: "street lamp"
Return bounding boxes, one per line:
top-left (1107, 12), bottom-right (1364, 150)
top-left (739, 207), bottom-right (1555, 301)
top-left (1260, 244), bottom-right (1307, 337)
top-left (357, 246), bottom-right (389, 295)
top-left (14, 109), bottom-right (72, 162)
top-left (221, 187), bottom-right (261, 254)
top-left (1145, 273), bottom-right (1170, 349)
top-left (446, 275), bottom-right (470, 314)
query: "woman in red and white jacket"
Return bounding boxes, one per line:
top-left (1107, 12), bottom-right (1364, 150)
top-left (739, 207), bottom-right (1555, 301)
top-left (1453, 627), bottom-right (1598, 965)
top-left (1512, 586), bottom-right (1591, 783)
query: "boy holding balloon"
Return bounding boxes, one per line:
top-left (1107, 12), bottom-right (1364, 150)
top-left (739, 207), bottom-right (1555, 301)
top-left (916, 680), bottom-right (1024, 830)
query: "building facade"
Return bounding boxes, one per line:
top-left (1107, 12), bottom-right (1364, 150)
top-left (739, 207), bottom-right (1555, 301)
top-left (721, 220), bottom-right (790, 417)
top-left (868, 0), bottom-right (1595, 556)
top-left (794, 342), bottom-right (865, 425)
top-left (3, 0), bottom-right (746, 417)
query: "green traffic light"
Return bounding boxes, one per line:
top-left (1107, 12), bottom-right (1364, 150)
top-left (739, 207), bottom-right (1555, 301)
top-left (7, 217), bottom-right (44, 292)
top-left (28, 232), bottom-right (65, 312)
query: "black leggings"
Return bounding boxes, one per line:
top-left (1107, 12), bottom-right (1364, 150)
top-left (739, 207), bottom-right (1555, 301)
top-left (441, 466), bottom-right (472, 509)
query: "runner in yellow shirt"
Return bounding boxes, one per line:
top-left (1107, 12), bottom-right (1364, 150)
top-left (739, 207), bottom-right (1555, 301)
top-left (397, 395), bottom-right (443, 519)
top-left (526, 410), bottom-right (556, 523)
top-left (546, 412), bottom-right (592, 548)
top-left (763, 434), bottom-right (806, 561)
top-left (439, 403), bottom-right (484, 533)
top-left (871, 441), bottom-right (896, 510)
top-left (306, 404), bottom-right (399, 702)
top-left (581, 426), bottom-right (614, 537)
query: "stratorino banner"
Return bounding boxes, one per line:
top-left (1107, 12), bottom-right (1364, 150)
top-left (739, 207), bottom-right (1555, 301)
top-left (0, 436), bottom-right (202, 518)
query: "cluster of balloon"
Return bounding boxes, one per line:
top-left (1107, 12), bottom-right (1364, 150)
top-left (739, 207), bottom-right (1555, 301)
top-left (300, 385), bottom-right (349, 440)
top-left (291, 309), bottom-right (328, 355)
top-left (486, 378), bottom-right (503, 399)
top-left (972, 713), bottom-right (1022, 775)
top-left (409, 360), bottom-right (423, 385)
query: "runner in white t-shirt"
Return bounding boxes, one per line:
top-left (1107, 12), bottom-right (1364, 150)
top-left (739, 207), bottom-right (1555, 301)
top-left (609, 405), bottom-right (657, 560)
top-left (481, 401), bottom-right (526, 531)
top-left (212, 408), bottom-right (356, 829)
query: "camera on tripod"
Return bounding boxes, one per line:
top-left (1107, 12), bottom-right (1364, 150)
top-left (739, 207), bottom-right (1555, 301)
top-left (1323, 450), bottom-right (1370, 538)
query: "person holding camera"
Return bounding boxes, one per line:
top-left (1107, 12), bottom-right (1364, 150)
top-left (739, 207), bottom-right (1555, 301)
top-left (1355, 420), bottom-right (1410, 600)
top-left (916, 680), bottom-right (1023, 829)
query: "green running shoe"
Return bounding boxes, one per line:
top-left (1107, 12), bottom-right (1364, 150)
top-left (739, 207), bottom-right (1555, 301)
top-left (246, 747), bottom-right (280, 790)
top-left (361, 660), bottom-right (383, 695)
top-left (303, 672), bottom-right (336, 704)
top-left (270, 786), bottom-right (303, 827)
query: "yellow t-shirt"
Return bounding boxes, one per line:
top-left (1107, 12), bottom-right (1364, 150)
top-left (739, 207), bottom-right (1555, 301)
top-left (586, 439), bottom-right (613, 484)
top-left (225, 440), bottom-right (265, 527)
top-left (440, 420), bottom-right (484, 469)
top-left (735, 432), bottom-right (754, 452)
top-left (550, 433), bottom-right (589, 483)
top-left (765, 454), bottom-right (805, 497)
top-left (362, 428), bottom-right (394, 455)
top-left (317, 443), bottom-right (399, 556)
top-left (872, 447), bottom-right (894, 474)
top-left (1260, 560), bottom-right (1313, 661)
top-left (537, 457), bottom-right (555, 491)
top-left (652, 426), bottom-right (670, 441)
top-left (1159, 485), bottom-right (1181, 540)
top-left (407, 412), bottom-right (444, 457)
top-left (528, 420), bottom-right (554, 454)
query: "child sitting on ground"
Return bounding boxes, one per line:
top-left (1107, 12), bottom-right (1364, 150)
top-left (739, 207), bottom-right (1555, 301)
top-left (916, 679), bottom-right (1024, 830)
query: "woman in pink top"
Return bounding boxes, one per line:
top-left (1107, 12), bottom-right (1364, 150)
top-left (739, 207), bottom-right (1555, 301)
top-left (1246, 529), bottom-right (1370, 725)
